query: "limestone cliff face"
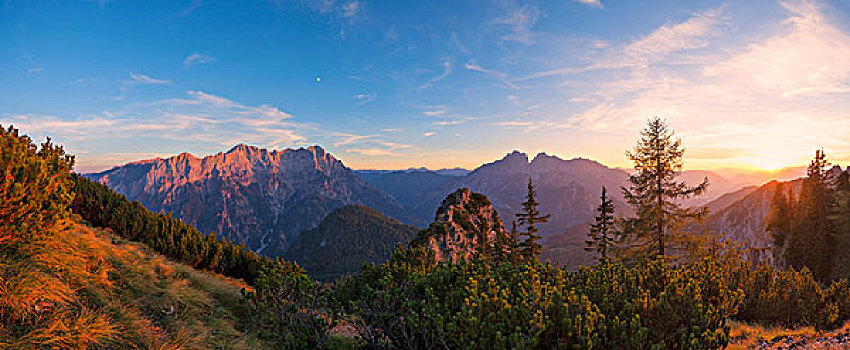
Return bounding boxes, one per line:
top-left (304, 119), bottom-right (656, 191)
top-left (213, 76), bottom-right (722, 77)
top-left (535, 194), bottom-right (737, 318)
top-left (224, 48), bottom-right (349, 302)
top-left (420, 188), bottom-right (506, 263)
top-left (87, 144), bottom-right (413, 255)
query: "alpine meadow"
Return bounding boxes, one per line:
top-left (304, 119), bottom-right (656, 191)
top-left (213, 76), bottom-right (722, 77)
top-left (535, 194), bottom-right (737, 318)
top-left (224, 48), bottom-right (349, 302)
top-left (4, 0), bottom-right (850, 349)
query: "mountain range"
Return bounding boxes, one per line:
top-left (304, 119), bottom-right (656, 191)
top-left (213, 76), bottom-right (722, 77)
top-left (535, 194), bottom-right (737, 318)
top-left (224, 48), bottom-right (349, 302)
top-left (87, 144), bottom-right (415, 255)
top-left (88, 144), bottom-right (800, 267)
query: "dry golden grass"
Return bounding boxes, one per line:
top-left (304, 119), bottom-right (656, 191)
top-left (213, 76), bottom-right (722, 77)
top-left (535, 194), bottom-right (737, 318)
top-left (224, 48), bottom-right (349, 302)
top-left (0, 221), bottom-right (269, 350)
top-left (727, 320), bottom-right (850, 349)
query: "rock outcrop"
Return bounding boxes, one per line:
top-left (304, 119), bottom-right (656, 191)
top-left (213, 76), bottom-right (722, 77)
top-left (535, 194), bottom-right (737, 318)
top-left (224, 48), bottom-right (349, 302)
top-left (418, 188), bottom-right (507, 263)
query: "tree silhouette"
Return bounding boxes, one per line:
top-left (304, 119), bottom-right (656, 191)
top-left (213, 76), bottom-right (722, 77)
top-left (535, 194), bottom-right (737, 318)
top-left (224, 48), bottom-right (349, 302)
top-left (622, 117), bottom-right (708, 259)
top-left (585, 187), bottom-right (619, 261)
top-left (516, 178), bottom-right (549, 262)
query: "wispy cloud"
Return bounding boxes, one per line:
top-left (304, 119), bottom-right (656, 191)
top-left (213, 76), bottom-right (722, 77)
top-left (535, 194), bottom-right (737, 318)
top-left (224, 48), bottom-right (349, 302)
top-left (326, 131), bottom-right (412, 157)
top-left (419, 59), bottom-right (453, 90)
top-left (176, 0), bottom-right (204, 17)
top-left (514, 6), bottom-right (726, 82)
top-left (183, 53), bottom-right (215, 67)
top-left (575, 0), bottom-right (603, 9)
top-left (340, 0), bottom-right (359, 18)
top-left (464, 60), bottom-right (506, 79)
top-left (422, 105), bottom-right (448, 116)
top-left (423, 132), bottom-right (436, 137)
top-left (353, 93), bottom-right (375, 105)
top-left (127, 72), bottom-right (170, 85)
top-left (329, 132), bottom-right (376, 147)
top-left (268, 0), bottom-right (364, 37)
top-left (432, 120), bottom-right (465, 126)
top-left (622, 6), bottom-right (725, 65)
top-left (506, 95), bottom-right (542, 111)
top-left (495, 4), bottom-right (541, 45)
top-left (567, 0), bottom-right (850, 168)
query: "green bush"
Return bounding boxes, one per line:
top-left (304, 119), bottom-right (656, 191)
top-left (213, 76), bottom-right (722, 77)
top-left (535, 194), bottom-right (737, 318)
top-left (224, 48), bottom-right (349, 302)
top-left (243, 261), bottom-right (337, 349)
top-left (733, 263), bottom-right (850, 329)
top-left (337, 252), bottom-right (742, 349)
top-left (0, 126), bottom-right (74, 242)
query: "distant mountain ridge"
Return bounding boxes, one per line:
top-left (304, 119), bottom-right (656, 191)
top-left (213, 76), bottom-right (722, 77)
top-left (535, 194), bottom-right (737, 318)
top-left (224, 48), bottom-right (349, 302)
top-left (359, 150), bottom-right (763, 267)
top-left (283, 205), bottom-right (419, 281)
top-left (355, 167), bottom-right (470, 176)
top-left (89, 144), bottom-right (771, 265)
top-left (87, 144), bottom-right (414, 255)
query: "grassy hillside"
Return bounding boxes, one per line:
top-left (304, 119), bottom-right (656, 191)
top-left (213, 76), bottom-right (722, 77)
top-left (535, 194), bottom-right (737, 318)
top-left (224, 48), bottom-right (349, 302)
top-left (0, 126), bottom-right (273, 349)
top-left (1, 219), bottom-right (269, 349)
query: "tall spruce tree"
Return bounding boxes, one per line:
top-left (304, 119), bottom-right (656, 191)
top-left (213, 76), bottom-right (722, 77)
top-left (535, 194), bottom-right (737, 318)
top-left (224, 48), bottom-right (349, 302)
top-left (765, 182), bottom-right (793, 264)
top-left (585, 187), bottom-right (618, 261)
top-left (621, 117), bottom-right (708, 259)
top-left (516, 178), bottom-right (549, 262)
top-left (784, 149), bottom-right (836, 281)
top-left (831, 169), bottom-right (850, 277)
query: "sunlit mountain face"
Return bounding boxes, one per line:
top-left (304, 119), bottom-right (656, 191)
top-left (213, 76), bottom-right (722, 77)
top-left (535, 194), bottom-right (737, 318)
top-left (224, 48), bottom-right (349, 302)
top-left (3, 0), bottom-right (850, 173)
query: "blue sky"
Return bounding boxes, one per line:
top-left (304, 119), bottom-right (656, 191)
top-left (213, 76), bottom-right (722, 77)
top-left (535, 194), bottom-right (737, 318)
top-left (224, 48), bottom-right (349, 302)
top-left (3, 0), bottom-right (850, 173)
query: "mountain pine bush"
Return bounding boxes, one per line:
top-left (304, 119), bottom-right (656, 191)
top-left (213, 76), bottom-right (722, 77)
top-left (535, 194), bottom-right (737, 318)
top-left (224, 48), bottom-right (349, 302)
top-left (733, 263), bottom-right (850, 329)
top-left (337, 249), bottom-right (742, 349)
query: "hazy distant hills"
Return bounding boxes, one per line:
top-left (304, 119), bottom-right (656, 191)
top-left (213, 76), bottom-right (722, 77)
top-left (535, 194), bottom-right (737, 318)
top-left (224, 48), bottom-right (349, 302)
top-left (87, 144), bottom-right (415, 254)
top-left (356, 167), bottom-right (470, 177)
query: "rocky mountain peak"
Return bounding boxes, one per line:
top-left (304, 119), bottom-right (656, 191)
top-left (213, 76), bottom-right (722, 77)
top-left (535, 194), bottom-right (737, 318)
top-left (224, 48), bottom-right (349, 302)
top-left (86, 144), bottom-right (414, 254)
top-left (419, 188), bottom-right (506, 263)
top-left (227, 143), bottom-right (251, 153)
top-left (470, 150), bottom-right (529, 177)
top-left (503, 150), bottom-right (529, 164)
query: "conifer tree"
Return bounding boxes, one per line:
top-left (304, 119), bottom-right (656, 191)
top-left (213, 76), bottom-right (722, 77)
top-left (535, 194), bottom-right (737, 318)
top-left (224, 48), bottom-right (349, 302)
top-left (585, 187), bottom-right (618, 261)
top-left (784, 149), bottom-right (836, 281)
top-left (621, 117), bottom-right (708, 259)
top-left (0, 126), bottom-right (75, 243)
top-left (830, 169), bottom-right (850, 277)
top-left (765, 182), bottom-right (793, 264)
top-left (830, 169), bottom-right (850, 234)
top-left (516, 178), bottom-right (549, 262)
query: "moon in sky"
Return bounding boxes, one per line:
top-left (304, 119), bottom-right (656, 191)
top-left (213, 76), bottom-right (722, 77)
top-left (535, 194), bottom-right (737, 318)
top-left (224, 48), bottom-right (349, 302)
top-left (316, 76), bottom-right (321, 83)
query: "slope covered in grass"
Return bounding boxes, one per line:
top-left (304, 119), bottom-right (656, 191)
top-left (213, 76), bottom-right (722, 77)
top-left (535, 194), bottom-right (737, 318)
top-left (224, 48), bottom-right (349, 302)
top-left (0, 126), bottom-right (274, 349)
top-left (0, 219), bottom-right (270, 349)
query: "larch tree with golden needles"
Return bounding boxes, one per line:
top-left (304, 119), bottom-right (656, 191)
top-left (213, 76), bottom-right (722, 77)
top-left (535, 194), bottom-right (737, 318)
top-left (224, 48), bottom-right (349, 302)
top-left (621, 117), bottom-right (708, 260)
